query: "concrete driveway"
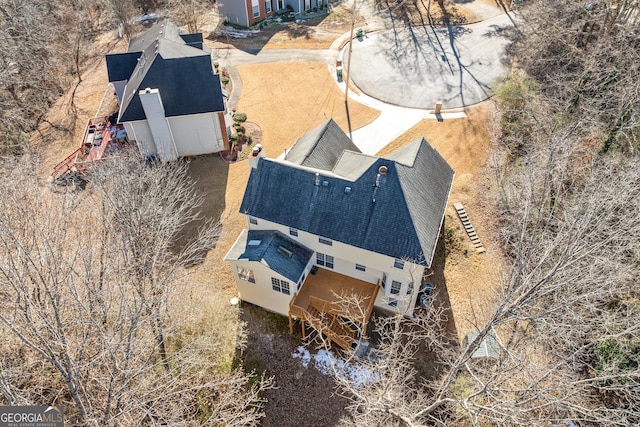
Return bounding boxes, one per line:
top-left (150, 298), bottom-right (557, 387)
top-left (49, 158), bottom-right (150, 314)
top-left (345, 13), bottom-right (516, 109)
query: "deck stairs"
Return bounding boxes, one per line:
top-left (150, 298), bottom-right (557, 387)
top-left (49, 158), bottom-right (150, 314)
top-left (304, 304), bottom-right (355, 351)
top-left (453, 202), bottom-right (486, 253)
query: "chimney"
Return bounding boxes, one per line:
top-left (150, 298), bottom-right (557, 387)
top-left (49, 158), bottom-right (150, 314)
top-left (372, 165), bottom-right (388, 203)
top-left (248, 144), bottom-right (264, 169)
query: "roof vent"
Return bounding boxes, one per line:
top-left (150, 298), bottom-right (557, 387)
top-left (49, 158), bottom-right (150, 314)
top-left (277, 246), bottom-right (293, 258)
top-left (314, 173), bottom-right (320, 186)
top-left (322, 180), bottom-right (329, 187)
top-left (145, 87), bottom-right (152, 93)
top-left (379, 165), bottom-right (388, 175)
top-left (248, 240), bottom-right (261, 246)
top-left (344, 187), bottom-right (351, 194)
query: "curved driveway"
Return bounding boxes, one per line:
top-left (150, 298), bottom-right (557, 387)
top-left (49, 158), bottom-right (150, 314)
top-left (346, 13), bottom-right (515, 109)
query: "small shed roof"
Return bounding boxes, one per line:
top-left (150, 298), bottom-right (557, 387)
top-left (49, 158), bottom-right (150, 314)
top-left (466, 331), bottom-right (500, 361)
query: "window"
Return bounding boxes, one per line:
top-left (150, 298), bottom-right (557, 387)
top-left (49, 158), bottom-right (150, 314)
top-left (289, 228), bottom-right (298, 237)
top-left (265, 0), bottom-right (272, 12)
top-left (393, 258), bottom-right (405, 269)
top-left (252, 5), bottom-right (260, 17)
top-left (319, 237), bottom-right (332, 246)
top-left (388, 298), bottom-right (398, 307)
top-left (271, 277), bottom-right (290, 295)
top-left (236, 266), bottom-right (255, 283)
top-left (249, 217), bottom-right (258, 225)
top-left (407, 282), bottom-right (414, 295)
top-left (355, 264), bottom-right (366, 272)
top-left (316, 252), bottom-right (334, 269)
top-left (391, 280), bottom-right (402, 295)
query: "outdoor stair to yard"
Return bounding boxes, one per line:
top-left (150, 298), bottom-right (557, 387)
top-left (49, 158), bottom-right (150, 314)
top-left (304, 302), bottom-right (355, 351)
top-left (454, 202), bottom-right (486, 253)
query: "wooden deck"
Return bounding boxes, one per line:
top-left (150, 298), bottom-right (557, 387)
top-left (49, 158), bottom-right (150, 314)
top-left (52, 117), bottom-right (130, 180)
top-left (289, 268), bottom-right (379, 349)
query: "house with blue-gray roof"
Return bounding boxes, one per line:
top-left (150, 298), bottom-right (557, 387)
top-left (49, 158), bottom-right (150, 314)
top-left (105, 21), bottom-right (229, 162)
top-left (225, 119), bottom-right (454, 345)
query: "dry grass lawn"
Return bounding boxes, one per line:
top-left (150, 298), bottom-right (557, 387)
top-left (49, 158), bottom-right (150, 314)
top-left (378, 105), bottom-right (503, 339)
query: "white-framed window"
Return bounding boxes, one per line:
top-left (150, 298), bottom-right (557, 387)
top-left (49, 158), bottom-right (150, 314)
top-left (390, 280), bottom-right (402, 295)
top-left (249, 217), bottom-right (258, 225)
top-left (316, 252), bottom-right (334, 269)
top-left (355, 264), bottom-right (366, 272)
top-left (252, 5), bottom-right (260, 17)
top-left (289, 228), bottom-right (298, 237)
top-left (388, 298), bottom-right (398, 307)
top-left (393, 258), bottom-right (405, 269)
top-left (265, 0), bottom-right (272, 12)
top-left (271, 277), bottom-right (290, 295)
top-left (319, 237), bottom-right (332, 246)
top-left (236, 266), bottom-right (255, 283)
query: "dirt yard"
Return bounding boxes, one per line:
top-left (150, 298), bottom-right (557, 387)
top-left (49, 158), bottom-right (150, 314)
top-left (34, 9), bottom-right (503, 424)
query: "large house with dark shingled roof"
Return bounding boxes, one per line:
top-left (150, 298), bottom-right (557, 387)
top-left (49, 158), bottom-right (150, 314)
top-left (225, 119), bottom-right (454, 324)
top-left (105, 21), bottom-right (229, 162)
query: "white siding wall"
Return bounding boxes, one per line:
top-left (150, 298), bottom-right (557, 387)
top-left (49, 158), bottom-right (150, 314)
top-left (166, 113), bottom-right (224, 156)
top-left (232, 259), bottom-right (297, 316)
top-left (244, 216), bottom-right (424, 315)
top-left (124, 120), bottom-right (156, 158)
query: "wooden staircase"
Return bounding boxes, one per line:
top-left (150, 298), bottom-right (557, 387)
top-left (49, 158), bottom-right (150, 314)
top-left (453, 202), bottom-right (485, 253)
top-left (289, 295), bottom-right (356, 351)
top-left (305, 305), bottom-right (355, 351)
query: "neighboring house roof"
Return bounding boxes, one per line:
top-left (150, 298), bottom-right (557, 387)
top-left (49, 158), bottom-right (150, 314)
top-left (225, 229), bottom-right (314, 283)
top-left (105, 21), bottom-right (224, 123)
top-left (285, 119), bottom-right (361, 170)
top-left (240, 120), bottom-right (455, 267)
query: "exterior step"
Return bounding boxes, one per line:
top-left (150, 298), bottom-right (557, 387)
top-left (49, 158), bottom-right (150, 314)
top-left (453, 202), bottom-right (485, 254)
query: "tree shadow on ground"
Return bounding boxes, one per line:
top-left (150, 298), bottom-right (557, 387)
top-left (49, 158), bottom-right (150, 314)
top-left (171, 155), bottom-right (229, 262)
top-left (239, 302), bottom-right (349, 427)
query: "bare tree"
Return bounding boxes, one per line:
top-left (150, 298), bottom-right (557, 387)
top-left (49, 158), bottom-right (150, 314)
top-left (0, 156), bottom-right (270, 425)
top-left (303, 122), bottom-right (640, 426)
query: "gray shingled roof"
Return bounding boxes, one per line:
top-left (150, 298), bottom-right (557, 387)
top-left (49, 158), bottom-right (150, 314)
top-left (284, 119), bottom-right (361, 171)
top-left (466, 331), bottom-right (500, 360)
top-left (105, 21), bottom-right (223, 122)
top-left (225, 229), bottom-right (314, 282)
top-left (240, 130), bottom-right (454, 267)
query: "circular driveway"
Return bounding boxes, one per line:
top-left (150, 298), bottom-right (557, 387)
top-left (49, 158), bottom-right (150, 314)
top-left (346, 14), bottom-right (515, 109)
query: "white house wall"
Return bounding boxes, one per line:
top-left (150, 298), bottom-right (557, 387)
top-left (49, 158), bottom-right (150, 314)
top-left (244, 216), bottom-right (424, 315)
top-left (124, 120), bottom-right (156, 158)
top-left (166, 112), bottom-right (225, 156)
top-left (232, 259), bottom-right (297, 316)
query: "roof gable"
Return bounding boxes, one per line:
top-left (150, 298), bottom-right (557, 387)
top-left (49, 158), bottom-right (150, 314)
top-left (284, 119), bottom-right (361, 171)
top-left (116, 43), bottom-right (223, 122)
top-left (106, 21), bottom-right (223, 123)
